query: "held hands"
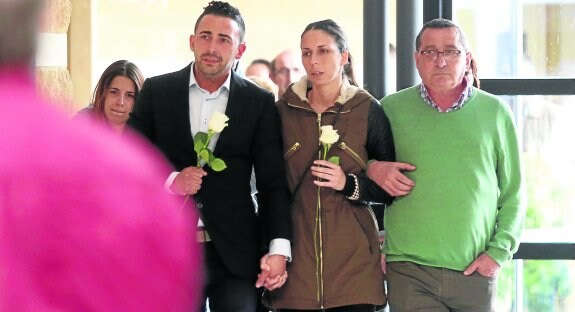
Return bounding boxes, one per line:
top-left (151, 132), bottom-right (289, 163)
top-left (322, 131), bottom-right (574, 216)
top-left (464, 252), bottom-right (501, 277)
top-left (170, 166), bottom-right (207, 195)
top-left (255, 254), bottom-right (288, 291)
top-left (311, 160), bottom-right (346, 191)
top-left (367, 161), bottom-right (416, 196)
top-left (380, 253), bottom-right (387, 275)
top-left (379, 236), bottom-right (387, 274)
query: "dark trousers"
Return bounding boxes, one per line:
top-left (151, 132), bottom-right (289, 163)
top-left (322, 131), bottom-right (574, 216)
top-left (200, 242), bottom-right (257, 312)
top-left (386, 262), bottom-right (496, 312)
top-left (279, 305), bottom-right (375, 312)
top-left (257, 286), bottom-right (270, 312)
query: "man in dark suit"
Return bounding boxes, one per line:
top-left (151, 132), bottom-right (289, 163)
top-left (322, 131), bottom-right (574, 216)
top-left (127, 2), bottom-right (292, 311)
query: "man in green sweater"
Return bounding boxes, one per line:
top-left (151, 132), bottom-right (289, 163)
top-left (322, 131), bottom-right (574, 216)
top-left (368, 19), bottom-right (525, 311)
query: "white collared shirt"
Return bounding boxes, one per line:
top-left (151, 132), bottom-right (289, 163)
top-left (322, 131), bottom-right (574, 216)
top-left (188, 65), bottom-right (231, 151)
top-left (165, 64), bottom-right (230, 191)
top-left (165, 63), bottom-right (291, 260)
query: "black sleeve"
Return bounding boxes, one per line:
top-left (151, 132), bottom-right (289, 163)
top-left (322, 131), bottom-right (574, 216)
top-left (338, 99), bottom-right (396, 227)
top-left (360, 99), bottom-right (395, 204)
top-left (127, 78), bottom-right (156, 143)
top-left (252, 92), bottom-right (293, 244)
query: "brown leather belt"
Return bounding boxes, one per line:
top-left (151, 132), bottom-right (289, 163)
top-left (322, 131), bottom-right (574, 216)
top-left (197, 227), bottom-right (211, 243)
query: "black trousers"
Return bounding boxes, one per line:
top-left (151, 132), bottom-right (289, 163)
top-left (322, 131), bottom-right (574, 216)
top-left (279, 304), bottom-right (375, 312)
top-left (200, 242), bottom-right (257, 312)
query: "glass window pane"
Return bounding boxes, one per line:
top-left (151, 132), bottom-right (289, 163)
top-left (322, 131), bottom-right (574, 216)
top-left (492, 95), bottom-right (575, 238)
top-left (491, 95), bottom-right (575, 310)
top-left (453, 1), bottom-right (575, 78)
top-left (506, 95), bottom-right (575, 234)
top-left (498, 260), bottom-right (575, 311)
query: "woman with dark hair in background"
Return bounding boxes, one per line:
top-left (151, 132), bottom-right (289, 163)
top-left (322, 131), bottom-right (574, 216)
top-left (76, 60), bottom-right (144, 134)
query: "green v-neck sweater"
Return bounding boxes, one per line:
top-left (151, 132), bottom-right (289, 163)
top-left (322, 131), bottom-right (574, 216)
top-left (381, 86), bottom-right (524, 270)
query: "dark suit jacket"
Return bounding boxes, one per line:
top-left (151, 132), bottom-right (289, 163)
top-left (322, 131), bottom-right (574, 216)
top-left (127, 64), bottom-right (292, 279)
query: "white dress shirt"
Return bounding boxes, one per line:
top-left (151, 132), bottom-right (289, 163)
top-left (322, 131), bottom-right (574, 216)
top-left (166, 64), bottom-right (291, 260)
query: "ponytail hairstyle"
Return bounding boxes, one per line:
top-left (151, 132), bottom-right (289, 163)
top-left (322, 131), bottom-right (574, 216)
top-left (343, 52), bottom-right (357, 87)
top-left (302, 19), bottom-right (357, 87)
top-left (468, 55), bottom-right (480, 88)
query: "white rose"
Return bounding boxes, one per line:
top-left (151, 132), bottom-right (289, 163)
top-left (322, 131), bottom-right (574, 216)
top-left (208, 111), bottom-right (229, 133)
top-left (319, 125), bottom-right (339, 145)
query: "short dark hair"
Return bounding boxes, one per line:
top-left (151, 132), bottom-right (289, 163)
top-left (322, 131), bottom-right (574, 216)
top-left (0, 0), bottom-right (43, 65)
top-left (415, 18), bottom-right (469, 52)
top-left (194, 1), bottom-right (245, 42)
top-left (250, 59), bottom-right (271, 70)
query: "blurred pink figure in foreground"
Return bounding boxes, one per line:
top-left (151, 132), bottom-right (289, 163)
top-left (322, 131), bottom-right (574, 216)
top-left (0, 1), bottom-right (201, 310)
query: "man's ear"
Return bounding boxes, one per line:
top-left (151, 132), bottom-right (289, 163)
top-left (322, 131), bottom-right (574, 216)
top-left (189, 34), bottom-right (195, 52)
top-left (235, 42), bottom-right (246, 60)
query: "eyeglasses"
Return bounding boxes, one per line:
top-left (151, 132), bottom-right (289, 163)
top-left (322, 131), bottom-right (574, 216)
top-left (419, 49), bottom-right (464, 61)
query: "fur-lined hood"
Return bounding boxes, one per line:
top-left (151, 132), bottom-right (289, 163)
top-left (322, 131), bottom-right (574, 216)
top-left (281, 75), bottom-right (374, 111)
